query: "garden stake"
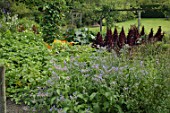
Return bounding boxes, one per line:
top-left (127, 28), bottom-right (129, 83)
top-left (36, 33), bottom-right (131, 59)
top-left (0, 66), bottom-right (6, 113)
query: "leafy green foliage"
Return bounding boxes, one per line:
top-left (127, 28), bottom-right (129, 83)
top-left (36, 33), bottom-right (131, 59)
top-left (41, 0), bottom-right (66, 43)
top-left (23, 43), bottom-right (170, 112)
top-left (10, 2), bottom-right (31, 17)
top-left (0, 7), bottom-right (170, 112)
top-left (0, 14), bottom-right (40, 34)
top-left (17, 18), bottom-right (40, 31)
top-left (63, 27), bottom-right (95, 44)
top-left (0, 30), bottom-right (52, 103)
top-left (0, 14), bottom-right (19, 33)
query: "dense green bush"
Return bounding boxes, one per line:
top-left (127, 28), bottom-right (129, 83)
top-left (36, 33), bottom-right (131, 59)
top-left (141, 5), bottom-right (165, 18)
top-left (10, 2), bottom-right (32, 18)
top-left (41, 0), bottom-right (66, 43)
top-left (0, 14), bottom-right (19, 33)
top-left (163, 5), bottom-right (170, 19)
top-left (115, 12), bottom-right (136, 22)
top-left (0, 15), bottom-right (40, 33)
top-left (0, 30), bottom-right (52, 103)
top-left (18, 18), bottom-right (40, 31)
top-left (0, 0), bottom-right (40, 18)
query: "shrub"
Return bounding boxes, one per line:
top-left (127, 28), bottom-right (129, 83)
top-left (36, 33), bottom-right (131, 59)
top-left (10, 2), bottom-right (31, 18)
top-left (0, 14), bottom-right (40, 34)
top-left (17, 18), bottom-right (40, 31)
top-left (0, 30), bottom-right (52, 104)
top-left (41, 1), bottom-right (66, 43)
top-left (0, 14), bottom-right (19, 33)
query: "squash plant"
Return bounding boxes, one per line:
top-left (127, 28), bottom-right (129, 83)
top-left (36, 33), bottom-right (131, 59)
top-left (0, 30), bottom-right (52, 103)
top-left (63, 27), bottom-right (95, 45)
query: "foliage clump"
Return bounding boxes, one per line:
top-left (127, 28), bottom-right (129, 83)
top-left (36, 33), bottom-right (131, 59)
top-left (63, 27), bottom-right (95, 45)
top-left (41, 0), bottom-right (66, 43)
top-left (0, 30), bottom-right (52, 103)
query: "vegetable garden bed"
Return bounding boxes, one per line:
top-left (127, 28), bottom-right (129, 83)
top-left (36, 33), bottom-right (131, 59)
top-left (0, 16), bottom-right (170, 112)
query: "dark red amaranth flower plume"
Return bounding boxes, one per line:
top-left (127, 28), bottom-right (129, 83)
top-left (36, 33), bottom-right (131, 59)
top-left (113, 27), bottom-right (119, 46)
top-left (104, 29), bottom-right (113, 48)
top-left (140, 26), bottom-right (145, 36)
top-left (140, 26), bottom-right (146, 44)
top-left (133, 26), bottom-right (140, 45)
top-left (118, 27), bottom-right (126, 48)
top-left (92, 32), bottom-right (104, 48)
top-left (92, 25), bottom-right (165, 54)
top-left (127, 27), bottom-right (135, 46)
top-left (148, 28), bottom-right (154, 42)
top-left (158, 32), bottom-right (164, 41)
top-left (154, 26), bottom-right (162, 38)
top-left (154, 26), bottom-right (164, 41)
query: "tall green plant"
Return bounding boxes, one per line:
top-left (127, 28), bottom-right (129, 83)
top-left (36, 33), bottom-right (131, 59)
top-left (41, 0), bottom-right (66, 43)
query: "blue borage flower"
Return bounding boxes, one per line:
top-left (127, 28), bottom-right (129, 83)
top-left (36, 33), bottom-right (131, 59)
top-left (37, 92), bottom-right (49, 97)
top-left (54, 64), bottom-right (68, 71)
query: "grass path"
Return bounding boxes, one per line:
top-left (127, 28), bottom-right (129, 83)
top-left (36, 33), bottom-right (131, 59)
top-left (89, 18), bottom-right (170, 34)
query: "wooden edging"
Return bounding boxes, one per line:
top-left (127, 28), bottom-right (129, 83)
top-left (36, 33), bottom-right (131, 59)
top-left (0, 66), bottom-right (6, 113)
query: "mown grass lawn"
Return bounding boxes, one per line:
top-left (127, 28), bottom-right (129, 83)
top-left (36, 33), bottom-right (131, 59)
top-left (89, 18), bottom-right (170, 34)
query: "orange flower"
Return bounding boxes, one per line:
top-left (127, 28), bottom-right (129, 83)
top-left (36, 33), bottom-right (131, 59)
top-left (69, 42), bottom-right (74, 46)
top-left (61, 40), bottom-right (67, 43)
top-left (44, 42), bottom-right (52, 49)
top-left (47, 45), bottom-right (52, 49)
top-left (53, 39), bottom-right (74, 46)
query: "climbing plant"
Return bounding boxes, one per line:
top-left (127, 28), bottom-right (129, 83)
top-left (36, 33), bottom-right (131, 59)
top-left (41, 0), bottom-right (66, 43)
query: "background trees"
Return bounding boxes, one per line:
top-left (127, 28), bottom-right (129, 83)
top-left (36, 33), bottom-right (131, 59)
top-left (1, 0), bottom-right (170, 21)
top-left (0, 0), bottom-right (170, 29)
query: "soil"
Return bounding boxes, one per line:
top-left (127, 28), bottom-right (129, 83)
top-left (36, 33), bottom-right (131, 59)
top-left (7, 99), bottom-right (30, 113)
top-left (6, 99), bottom-right (48, 113)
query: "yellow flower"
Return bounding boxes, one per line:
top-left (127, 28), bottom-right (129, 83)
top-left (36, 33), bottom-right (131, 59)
top-left (53, 39), bottom-right (61, 43)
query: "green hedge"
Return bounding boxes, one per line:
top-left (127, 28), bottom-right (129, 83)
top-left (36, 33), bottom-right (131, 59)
top-left (141, 5), bottom-right (165, 18)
